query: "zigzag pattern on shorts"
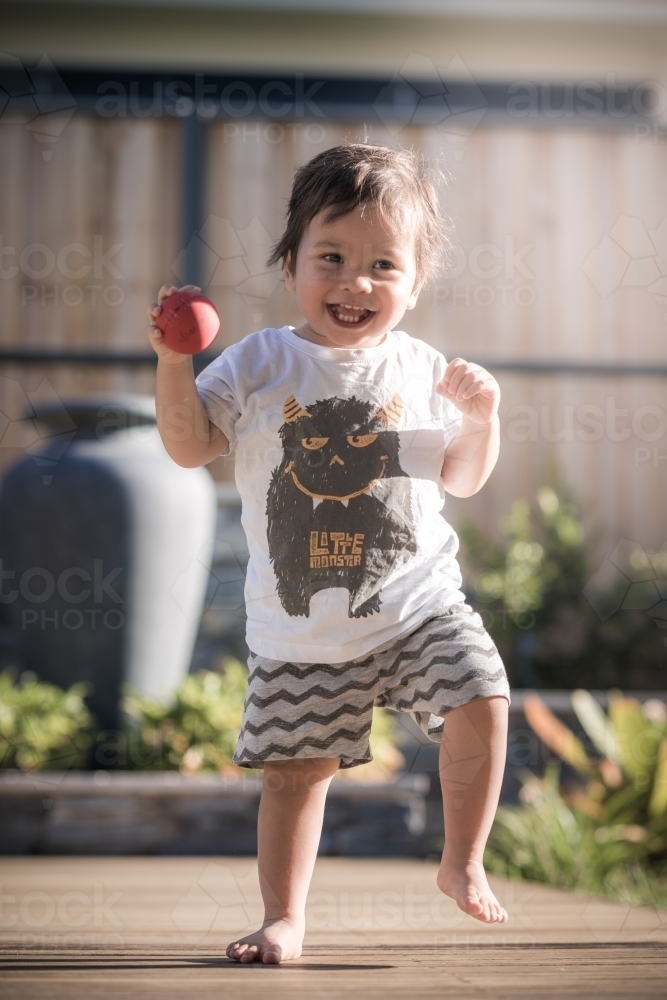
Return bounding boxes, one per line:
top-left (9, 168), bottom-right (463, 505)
top-left (233, 604), bottom-right (510, 769)
top-left (241, 700), bottom-right (376, 737)
top-left (389, 666), bottom-right (509, 713)
top-left (234, 727), bottom-right (373, 765)
top-left (241, 665), bottom-right (505, 747)
top-left (376, 621), bottom-right (493, 680)
top-left (388, 645), bottom-right (500, 692)
top-left (249, 655), bottom-right (375, 683)
top-left (245, 673), bottom-right (379, 709)
top-left (246, 641), bottom-right (498, 713)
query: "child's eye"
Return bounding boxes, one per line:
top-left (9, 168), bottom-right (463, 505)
top-left (322, 253), bottom-right (343, 263)
top-left (374, 259), bottom-right (395, 270)
top-left (347, 434), bottom-right (378, 448)
top-left (302, 437), bottom-right (329, 450)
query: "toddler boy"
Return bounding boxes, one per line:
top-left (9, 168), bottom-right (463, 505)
top-left (148, 144), bottom-right (510, 964)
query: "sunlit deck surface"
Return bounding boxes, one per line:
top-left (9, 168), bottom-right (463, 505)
top-left (1, 857), bottom-right (666, 999)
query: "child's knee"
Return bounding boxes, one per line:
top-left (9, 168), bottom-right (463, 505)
top-left (262, 756), bottom-right (340, 793)
top-left (450, 695), bottom-right (509, 722)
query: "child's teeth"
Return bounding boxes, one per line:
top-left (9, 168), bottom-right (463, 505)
top-left (331, 304), bottom-right (369, 323)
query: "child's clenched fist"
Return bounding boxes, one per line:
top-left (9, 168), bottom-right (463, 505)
top-left (437, 357), bottom-right (500, 425)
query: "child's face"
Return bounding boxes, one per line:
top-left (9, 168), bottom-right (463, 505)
top-left (285, 203), bottom-right (420, 349)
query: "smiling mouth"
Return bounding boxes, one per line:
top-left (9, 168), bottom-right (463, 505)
top-left (327, 303), bottom-right (375, 326)
top-left (290, 459), bottom-right (387, 502)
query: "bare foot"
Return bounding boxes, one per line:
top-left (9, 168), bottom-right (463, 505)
top-left (226, 916), bottom-right (304, 964)
top-left (437, 858), bottom-right (508, 923)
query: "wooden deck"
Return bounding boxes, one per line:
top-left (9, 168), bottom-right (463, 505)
top-left (1, 857), bottom-right (666, 998)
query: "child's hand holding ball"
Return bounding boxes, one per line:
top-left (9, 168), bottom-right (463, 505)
top-left (147, 284), bottom-right (220, 362)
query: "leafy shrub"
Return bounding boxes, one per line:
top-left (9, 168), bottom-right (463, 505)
top-left (486, 768), bottom-right (667, 907)
top-left (485, 690), bottom-right (667, 906)
top-left (459, 485), bottom-right (666, 689)
top-left (121, 659), bottom-right (248, 774)
top-left (0, 669), bottom-right (94, 771)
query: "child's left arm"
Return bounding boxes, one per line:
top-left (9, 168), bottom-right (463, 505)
top-left (436, 357), bottom-right (500, 498)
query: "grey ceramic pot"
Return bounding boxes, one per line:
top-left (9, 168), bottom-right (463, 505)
top-left (0, 395), bottom-right (217, 732)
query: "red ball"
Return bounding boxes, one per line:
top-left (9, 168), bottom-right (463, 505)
top-left (155, 290), bottom-right (220, 354)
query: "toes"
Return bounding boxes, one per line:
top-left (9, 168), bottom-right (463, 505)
top-left (262, 946), bottom-right (282, 965)
top-left (464, 891), bottom-right (486, 917)
top-left (464, 891), bottom-right (500, 923)
top-left (240, 945), bottom-right (259, 964)
top-left (439, 863), bottom-right (510, 925)
top-left (227, 941), bottom-right (250, 962)
top-left (487, 899), bottom-right (507, 923)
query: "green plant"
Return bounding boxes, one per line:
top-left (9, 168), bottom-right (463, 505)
top-left (0, 669), bottom-right (94, 771)
top-left (485, 690), bottom-right (667, 905)
top-left (463, 486), bottom-right (587, 616)
top-left (486, 767), bottom-right (667, 908)
top-left (459, 485), bottom-right (666, 689)
top-left (121, 659), bottom-right (248, 773)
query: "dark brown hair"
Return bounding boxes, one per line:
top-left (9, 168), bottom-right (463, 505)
top-left (267, 143), bottom-right (449, 284)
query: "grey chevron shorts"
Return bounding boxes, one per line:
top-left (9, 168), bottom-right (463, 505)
top-left (233, 602), bottom-right (510, 770)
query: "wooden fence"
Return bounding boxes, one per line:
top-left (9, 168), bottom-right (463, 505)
top-left (1, 112), bottom-right (666, 553)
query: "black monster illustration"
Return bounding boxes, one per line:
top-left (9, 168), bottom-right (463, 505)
top-left (267, 393), bottom-right (417, 618)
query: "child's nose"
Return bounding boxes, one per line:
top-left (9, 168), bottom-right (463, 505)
top-left (339, 271), bottom-right (372, 294)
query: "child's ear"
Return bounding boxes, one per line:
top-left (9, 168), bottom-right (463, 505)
top-left (406, 278), bottom-right (423, 311)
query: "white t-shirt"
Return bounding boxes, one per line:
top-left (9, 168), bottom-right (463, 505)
top-left (196, 325), bottom-right (465, 663)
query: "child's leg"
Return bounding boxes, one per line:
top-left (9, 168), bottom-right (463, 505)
top-left (226, 756), bottom-right (340, 964)
top-left (436, 695), bottom-right (509, 923)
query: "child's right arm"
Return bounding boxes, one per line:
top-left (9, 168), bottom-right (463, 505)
top-left (147, 283), bottom-right (229, 468)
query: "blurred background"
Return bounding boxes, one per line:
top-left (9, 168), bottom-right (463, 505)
top-left (2, 0), bottom-right (666, 691)
top-left (1, 2), bottom-right (667, 866)
top-left (0, 0), bottom-right (667, 884)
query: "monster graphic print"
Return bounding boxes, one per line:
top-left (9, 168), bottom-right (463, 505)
top-left (266, 393), bottom-right (417, 618)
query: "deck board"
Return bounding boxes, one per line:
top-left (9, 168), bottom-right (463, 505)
top-left (1, 857), bottom-right (666, 998)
